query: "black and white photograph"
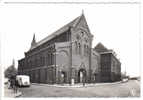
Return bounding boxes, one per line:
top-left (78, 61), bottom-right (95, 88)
top-left (0, 0), bottom-right (141, 98)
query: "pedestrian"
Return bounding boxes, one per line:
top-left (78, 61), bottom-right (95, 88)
top-left (11, 75), bottom-right (17, 94)
top-left (10, 76), bottom-right (14, 89)
top-left (14, 77), bottom-right (18, 94)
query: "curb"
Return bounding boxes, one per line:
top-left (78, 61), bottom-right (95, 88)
top-left (32, 83), bottom-right (83, 88)
top-left (32, 81), bottom-right (122, 88)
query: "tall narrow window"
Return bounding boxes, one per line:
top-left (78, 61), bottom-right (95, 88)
top-left (38, 57), bottom-right (40, 67)
top-left (79, 43), bottom-right (81, 55)
top-left (48, 54), bottom-right (50, 65)
top-left (35, 58), bottom-right (37, 67)
top-left (49, 54), bottom-right (51, 65)
top-left (78, 43), bottom-right (81, 55)
top-left (75, 42), bottom-right (78, 54)
top-left (47, 54), bottom-right (49, 65)
top-left (86, 45), bottom-right (89, 56)
top-left (51, 53), bottom-right (53, 65)
top-left (43, 56), bottom-right (45, 66)
top-left (40, 56), bottom-right (42, 66)
top-left (84, 44), bottom-right (86, 56)
top-left (31, 60), bottom-right (33, 68)
top-left (41, 56), bottom-right (44, 66)
top-left (46, 54), bottom-right (48, 65)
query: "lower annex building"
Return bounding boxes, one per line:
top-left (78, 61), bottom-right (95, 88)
top-left (18, 13), bottom-right (121, 84)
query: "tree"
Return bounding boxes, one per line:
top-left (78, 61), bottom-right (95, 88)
top-left (4, 60), bottom-right (17, 78)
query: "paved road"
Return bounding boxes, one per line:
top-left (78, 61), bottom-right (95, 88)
top-left (6, 80), bottom-right (140, 97)
top-left (4, 85), bottom-right (22, 98)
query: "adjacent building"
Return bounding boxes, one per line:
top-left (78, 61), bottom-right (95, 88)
top-left (94, 43), bottom-right (121, 82)
top-left (18, 13), bottom-right (121, 84)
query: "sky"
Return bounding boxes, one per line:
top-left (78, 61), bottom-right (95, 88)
top-left (0, 3), bottom-right (140, 77)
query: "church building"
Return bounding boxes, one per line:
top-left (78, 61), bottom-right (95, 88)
top-left (18, 13), bottom-right (121, 84)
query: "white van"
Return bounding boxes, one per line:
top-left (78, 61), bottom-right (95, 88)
top-left (16, 75), bottom-right (30, 87)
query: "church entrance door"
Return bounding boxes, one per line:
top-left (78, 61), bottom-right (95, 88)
top-left (61, 71), bottom-right (66, 84)
top-left (78, 69), bottom-right (86, 83)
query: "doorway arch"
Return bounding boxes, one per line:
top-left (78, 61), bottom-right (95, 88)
top-left (61, 71), bottom-right (66, 83)
top-left (78, 68), bottom-right (86, 83)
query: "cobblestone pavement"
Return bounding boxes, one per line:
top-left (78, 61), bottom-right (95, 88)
top-left (4, 80), bottom-right (140, 97)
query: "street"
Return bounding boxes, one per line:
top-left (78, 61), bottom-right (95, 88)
top-left (5, 80), bottom-right (140, 97)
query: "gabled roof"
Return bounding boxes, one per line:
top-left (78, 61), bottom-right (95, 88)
top-left (30, 14), bottom-right (84, 50)
top-left (94, 42), bottom-right (109, 53)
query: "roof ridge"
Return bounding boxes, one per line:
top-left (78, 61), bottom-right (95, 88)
top-left (29, 15), bottom-right (82, 50)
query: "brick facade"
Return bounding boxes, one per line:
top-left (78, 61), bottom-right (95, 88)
top-left (18, 13), bottom-right (121, 84)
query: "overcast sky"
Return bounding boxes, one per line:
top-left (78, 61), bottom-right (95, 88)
top-left (0, 3), bottom-right (140, 77)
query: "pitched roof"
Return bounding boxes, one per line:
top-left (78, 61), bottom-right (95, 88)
top-left (94, 42), bottom-right (109, 53)
top-left (30, 14), bottom-right (83, 50)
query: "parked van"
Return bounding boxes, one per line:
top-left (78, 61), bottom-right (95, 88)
top-left (16, 75), bottom-right (30, 87)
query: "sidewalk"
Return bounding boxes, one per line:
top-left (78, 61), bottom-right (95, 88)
top-left (4, 86), bottom-right (22, 98)
top-left (32, 81), bottom-right (122, 88)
